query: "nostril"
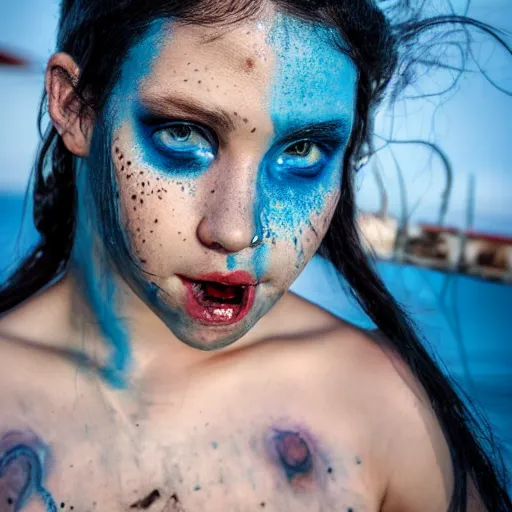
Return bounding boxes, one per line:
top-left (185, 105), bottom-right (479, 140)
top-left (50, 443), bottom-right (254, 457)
top-left (209, 241), bottom-right (227, 252)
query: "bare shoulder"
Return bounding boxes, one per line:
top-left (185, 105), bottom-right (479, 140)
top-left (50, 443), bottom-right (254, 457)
top-left (283, 321), bottom-right (456, 511)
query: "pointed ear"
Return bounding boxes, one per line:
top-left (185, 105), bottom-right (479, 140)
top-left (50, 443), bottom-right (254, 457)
top-left (45, 52), bottom-right (94, 157)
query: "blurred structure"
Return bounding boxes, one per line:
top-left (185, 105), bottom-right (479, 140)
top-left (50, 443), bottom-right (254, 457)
top-left (358, 160), bottom-right (512, 283)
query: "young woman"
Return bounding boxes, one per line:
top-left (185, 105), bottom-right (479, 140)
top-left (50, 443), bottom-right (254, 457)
top-left (0, 0), bottom-right (510, 511)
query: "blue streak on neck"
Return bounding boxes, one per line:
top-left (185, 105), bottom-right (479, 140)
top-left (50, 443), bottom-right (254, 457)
top-left (70, 22), bottom-right (172, 388)
top-left (74, 146), bottom-right (131, 389)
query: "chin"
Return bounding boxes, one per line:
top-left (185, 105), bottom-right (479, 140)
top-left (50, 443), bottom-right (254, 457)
top-left (158, 287), bottom-right (280, 351)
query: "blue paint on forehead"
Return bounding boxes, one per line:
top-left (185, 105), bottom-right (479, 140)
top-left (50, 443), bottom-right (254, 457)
top-left (266, 14), bottom-right (357, 135)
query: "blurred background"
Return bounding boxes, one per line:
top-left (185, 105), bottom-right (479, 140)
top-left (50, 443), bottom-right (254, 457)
top-left (1, 0), bottom-right (511, 489)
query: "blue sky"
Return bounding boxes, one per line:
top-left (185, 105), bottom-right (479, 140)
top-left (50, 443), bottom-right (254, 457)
top-left (0, 0), bottom-right (511, 234)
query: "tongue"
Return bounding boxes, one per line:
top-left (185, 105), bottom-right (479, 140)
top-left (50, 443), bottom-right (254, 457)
top-left (203, 283), bottom-right (238, 300)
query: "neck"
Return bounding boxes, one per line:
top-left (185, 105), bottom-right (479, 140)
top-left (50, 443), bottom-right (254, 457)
top-left (56, 265), bottom-right (283, 395)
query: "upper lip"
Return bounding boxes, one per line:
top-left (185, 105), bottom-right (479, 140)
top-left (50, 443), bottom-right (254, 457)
top-left (178, 271), bottom-right (258, 286)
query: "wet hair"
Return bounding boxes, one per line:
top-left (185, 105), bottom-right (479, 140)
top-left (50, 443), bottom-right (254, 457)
top-left (1, 0), bottom-right (511, 509)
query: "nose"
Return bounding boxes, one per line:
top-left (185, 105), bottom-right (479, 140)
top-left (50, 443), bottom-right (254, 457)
top-left (196, 161), bottom-right (262, 254)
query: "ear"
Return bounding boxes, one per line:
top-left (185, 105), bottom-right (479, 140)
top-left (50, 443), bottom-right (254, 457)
top-left (45, 52), bottom-right (94, 157)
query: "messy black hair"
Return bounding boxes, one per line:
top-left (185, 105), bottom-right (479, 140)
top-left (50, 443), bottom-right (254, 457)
top-left (1, 0), bottom-right (511, 509)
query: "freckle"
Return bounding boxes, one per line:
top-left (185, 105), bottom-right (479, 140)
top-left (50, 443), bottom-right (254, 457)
top-left (211, 189), bottom-right (215, 193)
top-left (115, 147), bottom-right (119, 153)
top-left (355, 456), bottom-right (361, 465)
top-left (156, 177), bottom-right (160, 180)
top-left (121, 166), bottom-right (124, 171)
top-left (127, 174), bottom-right (132, 179)
top-left (137, 228), bottom-right (141, 232)
top-left (141, 259), bottom-right (147, 264)
top-left (260, 503), bottom-right (266, 508)
top-left (132, 194), bottom-right (137, 200)
top-left (194, 68), bottom-right (199, 72)
top-left (127, 161), bottom-right (131, 166)
top-left (178, 231), bottom-right (181, 235)
top-left (142, 182), bottom-right (145, 187)
top-left (150, 230), bottom-right (153, 233)
top-left (140, 171), bottom-right (143, 175)
top-left (187, 62), bottom-right (191, 65)
top-left (140, 199), bottom-right (144, 204)
top-left (251, 127), bottom-right (256, 133)
top-left (158, 196), bottom-right (162, 200)
top-left (155, 219), bottom-right (158, 223)
top-left (204, 66), bottom-right (208, 71)
top-left (143, 239), bottom-right (146, 243)
top-left (198, 80), bottom-right (202, 84)
top-left (327, 466), bottom-right (333, 474)
top-left (243, 118), bottom-right (248, 123)
top-left (245, 57), bottom-right (254, 70)
top-left (184, 79), bottom-right (188, 82)
top-left (133, 207), bottom-right (137, 211)
top-left (233, 111), bottom-right (238, 116)
top-left (119, 154), bottom-right (123, 160)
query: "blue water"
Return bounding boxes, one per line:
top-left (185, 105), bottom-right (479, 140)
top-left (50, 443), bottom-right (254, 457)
top-left (1, 192), bottom-right (511, 489)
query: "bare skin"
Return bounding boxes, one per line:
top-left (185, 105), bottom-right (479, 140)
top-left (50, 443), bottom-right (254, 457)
top-left (0, 9), bottom-right (482, 512)
top-left (0, 280), bottom-right (457, 512)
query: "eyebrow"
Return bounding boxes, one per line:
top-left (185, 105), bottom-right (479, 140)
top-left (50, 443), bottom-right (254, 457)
top-left (278, 120), bottom-right (350, 145)
top-left (139, 94), bottom-right (351, 142)
top-left (139, 94), bottom-right (236, 133)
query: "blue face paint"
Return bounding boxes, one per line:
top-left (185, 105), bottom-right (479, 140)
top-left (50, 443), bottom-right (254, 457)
top-left (250, 14), bottom-right (357, 273)
top-left (74, 15), bottom-right (358, 357)
top-left (133, 112), bottom-right (216, 176)
top-left (226, 254), bottom-right (237, 271)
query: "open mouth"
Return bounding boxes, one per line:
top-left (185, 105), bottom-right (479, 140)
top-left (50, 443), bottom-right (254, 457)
top-left (179, 273), bottom-right (256, 326)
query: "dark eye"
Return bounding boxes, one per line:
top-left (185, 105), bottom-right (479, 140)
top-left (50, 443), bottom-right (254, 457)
top-left (276, 140), bottom-right (324, 171)
top-left (152, 123), bottom-right (214, 160)
top-left (285, 141), bottom-right (314, 157)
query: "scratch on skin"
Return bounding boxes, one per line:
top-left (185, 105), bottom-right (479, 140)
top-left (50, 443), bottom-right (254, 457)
top-left (0, 431), bottom-right (57, 512)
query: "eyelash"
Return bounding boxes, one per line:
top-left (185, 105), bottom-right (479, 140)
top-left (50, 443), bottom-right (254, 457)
top-left (145, 117), bottom-right (344, 171)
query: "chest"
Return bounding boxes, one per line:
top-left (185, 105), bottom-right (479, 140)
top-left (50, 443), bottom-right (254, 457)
top-left (1, 399), bottom-right (377, 512)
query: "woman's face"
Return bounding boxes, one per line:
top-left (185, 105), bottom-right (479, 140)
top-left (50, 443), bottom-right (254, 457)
top-left (93, 12), bottom-right (357, 350)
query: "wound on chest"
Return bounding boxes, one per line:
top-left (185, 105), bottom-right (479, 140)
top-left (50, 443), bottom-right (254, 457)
top-left (265, 426), bottom-right (331, 492)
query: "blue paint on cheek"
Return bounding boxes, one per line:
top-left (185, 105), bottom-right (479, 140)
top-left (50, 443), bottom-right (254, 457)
top-left (110, 21), bottom-right (214, 180)
top-left (252, 15), bottom-right (357, 249)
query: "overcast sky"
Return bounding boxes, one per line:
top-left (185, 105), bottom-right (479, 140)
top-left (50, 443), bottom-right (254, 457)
top-left (0, 0), bottom-right (511, 234)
